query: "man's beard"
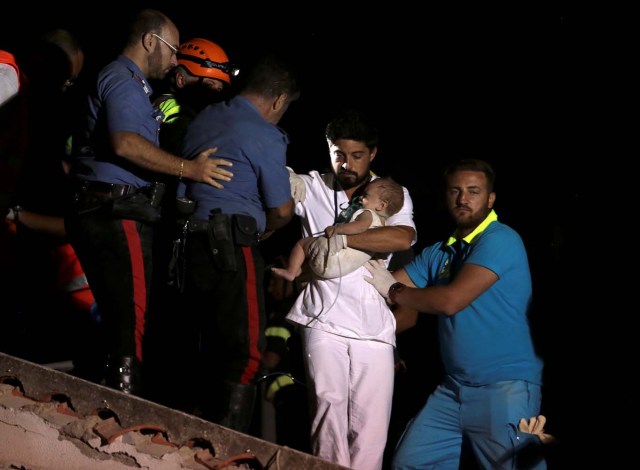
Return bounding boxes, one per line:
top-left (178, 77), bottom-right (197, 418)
top-left (147, 46), bottom-right (165, 80)
top-left (453, 208), bottom-right (488, 231)
top-left (336, 170), bottom-right (370, 190)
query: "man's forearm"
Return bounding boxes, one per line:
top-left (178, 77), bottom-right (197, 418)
top-left (335, 217), bottom-right (371, 236)
top-left (347, 225), bottom-right (414, 253)
top-left (111, 131), bottom-right (182, 177)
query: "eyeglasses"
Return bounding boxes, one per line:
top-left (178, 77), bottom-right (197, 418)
top-left (177, 53), bottom-right (240, 77)
top-left (152, 33), bottom-right (178, 56)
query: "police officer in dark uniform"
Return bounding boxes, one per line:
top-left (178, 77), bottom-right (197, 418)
top-left (179, 53), bottom-right (299, 432)
top-left (65, 9), bottom-right (230, 395)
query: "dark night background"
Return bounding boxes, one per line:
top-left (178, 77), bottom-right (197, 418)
top-left (3, 7), bottom-right (579, 467)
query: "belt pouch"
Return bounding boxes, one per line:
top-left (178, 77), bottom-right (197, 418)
top-left (207, 209), bottom-right (237, 271)
top-left (232, 214), bottom-right (258, 246)
top-left (142, 181), bottom-right (166, 207)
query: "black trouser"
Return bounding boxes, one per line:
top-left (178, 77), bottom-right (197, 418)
top-left (65, 200), bottom-right (154, 363)
top-left (182, 230), bottom-right (265, 428)
top-left (183, 231), bottom-right (266, 385)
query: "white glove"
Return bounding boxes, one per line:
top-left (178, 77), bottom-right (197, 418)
top-left (306, 234), bottom-right (346, 277)
top-left (0, 62), bottom-right (19, 107)
top-left (364, 259), bottom-right (396, 297)
top-left (287, 167), bottom-right (306, 204)
top-left (327, 233), bottom-right (346, 255)
top-left (5, 207), bottom-right (16, 221)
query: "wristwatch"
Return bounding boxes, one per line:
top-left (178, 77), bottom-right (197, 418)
top-left (387, 282), bottom-right (406, 305)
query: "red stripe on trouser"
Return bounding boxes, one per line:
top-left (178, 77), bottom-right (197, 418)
top-left (70, 287), bottom-right (95, 312)
top-left (241, 245), bottom-right (260, 385)
top-left (122, 220), bottom-right (146, 362)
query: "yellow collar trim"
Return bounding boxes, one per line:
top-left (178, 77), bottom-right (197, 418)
top-left (446, 210), bottom-right (498, 246)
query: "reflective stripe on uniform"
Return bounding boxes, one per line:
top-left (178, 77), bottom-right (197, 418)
top-left (265, 374), bottom-right (295, 401)
top-left (156, 95), bottom-right (182, 124)
top-left (265, 326), bottom-right (291, 341)
top-left (63, 273), bottom-right (89, 293)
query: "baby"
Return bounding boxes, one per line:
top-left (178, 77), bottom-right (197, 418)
top-left (272, 177), bottom-right (404, 281)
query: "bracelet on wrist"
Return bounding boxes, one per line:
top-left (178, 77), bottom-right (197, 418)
top-left (388, 282), bottom-right (406, 305)
top-left (178, 159), bottom-right (185, 180)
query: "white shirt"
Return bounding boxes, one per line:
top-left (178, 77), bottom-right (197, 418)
top-left (285, 171), bottom-right (417, 346)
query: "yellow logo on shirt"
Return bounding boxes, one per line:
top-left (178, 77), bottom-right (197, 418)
top-left (437, 258), bottom-right (451, 281)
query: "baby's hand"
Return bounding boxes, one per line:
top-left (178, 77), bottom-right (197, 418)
top-left (325, 226), bottom-right (337, 238)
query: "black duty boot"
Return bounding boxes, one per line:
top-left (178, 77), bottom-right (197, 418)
top-left (104, 355), bottom-right (142, 395)
top-left (218, 380), bottom-right (257, 433)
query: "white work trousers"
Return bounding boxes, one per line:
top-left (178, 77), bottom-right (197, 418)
top-left (302, 327), bottom-right (395, 470)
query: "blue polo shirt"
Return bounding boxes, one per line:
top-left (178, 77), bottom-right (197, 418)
top-left (404, 210), bottom-right (543, 386)
top-left (181, 95), bottom-right (292, 234)
top-left (70, 55), bottom-right (164, 187)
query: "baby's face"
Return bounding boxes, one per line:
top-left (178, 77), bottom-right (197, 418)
top-left (361, 183), bottom-right (384, 211)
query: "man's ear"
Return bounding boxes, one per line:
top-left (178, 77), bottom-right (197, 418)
top-left (142, 32), bottom-right (154, 52)
top-left (175, 70), bottom-right (187, 88)
top-left (369, 146), bottom-right (378, 163)
top-left (273, 93), bottom-right (288, 112)
top-left (488, 192), bottom-right (496, 209)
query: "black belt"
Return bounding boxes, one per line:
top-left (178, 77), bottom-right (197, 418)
top-left (187, 214), bottom-right (258, 246)
top-left (78, 180), bottom-right (134, 199)
top-left (187, 219), bottom-right (209, 232)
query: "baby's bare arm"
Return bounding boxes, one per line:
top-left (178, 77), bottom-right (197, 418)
top-left (330, 211), bottom-right (373, 236)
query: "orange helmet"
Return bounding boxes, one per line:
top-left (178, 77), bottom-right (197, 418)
top-left (177, 38), bottom-right (237, 85)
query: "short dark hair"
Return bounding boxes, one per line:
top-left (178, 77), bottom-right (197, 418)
top-left (240, 53), bottom-right (300, 102)
top-left (443, 158), bottom-right (496, 192)
top-left (325, 108), bottom-right (378, 151)
top-left (125, 9), bottom-right (171, 47)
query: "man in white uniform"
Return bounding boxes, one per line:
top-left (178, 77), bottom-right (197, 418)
top-left (286, 108), bottom-right (416, 470)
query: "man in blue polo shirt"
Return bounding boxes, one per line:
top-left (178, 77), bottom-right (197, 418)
top-left (365, 158), bottom-right (546, 469)
top-left (65, 9), bottom-right (232, 395)
top-left (178, 53), bottom-right (298, 432)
